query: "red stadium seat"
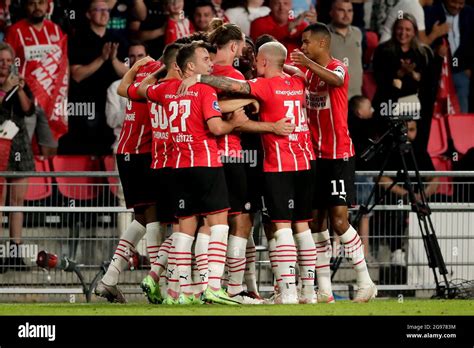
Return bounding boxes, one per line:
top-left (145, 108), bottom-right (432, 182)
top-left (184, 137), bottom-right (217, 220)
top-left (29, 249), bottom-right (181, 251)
top-left (431, 156), bottom-right (453, 196)
top-left (428, 117), bottom-right (449, 156)
top-left (25, 156), bottom-right (53, 201)
top-left (362, 71), bottom-right (377, 100)
top-left (364, 31), bottom-right (379, 66)
top-left (447, 114), bottom-right (474, 155)
top-left (102, 155), bottom-right (119, 196)
top-left (52, 155), bottom-right (101, 200)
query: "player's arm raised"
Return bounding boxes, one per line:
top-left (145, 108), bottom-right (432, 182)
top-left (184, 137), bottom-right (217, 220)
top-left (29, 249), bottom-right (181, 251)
top-left (117, 56), bottom-right (155, 98)
top-left (283, 64), bottom-right (307, 84)
top-left (178, 74), bottom-right (251, 95)
top-left (290, 49), bottom-right (343, 87)
top-left (207, 107), bottom-right (249, 136)
top-left (137, 65), bottom-right (166, 99)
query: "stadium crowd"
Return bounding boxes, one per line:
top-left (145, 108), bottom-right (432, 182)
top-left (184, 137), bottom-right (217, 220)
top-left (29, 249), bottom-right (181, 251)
top-left (0, 0), bottom-right (473, 302)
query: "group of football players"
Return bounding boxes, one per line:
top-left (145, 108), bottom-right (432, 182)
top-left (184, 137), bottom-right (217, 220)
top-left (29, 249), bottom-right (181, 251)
top-left (94, 21), bottom-right (378, 305)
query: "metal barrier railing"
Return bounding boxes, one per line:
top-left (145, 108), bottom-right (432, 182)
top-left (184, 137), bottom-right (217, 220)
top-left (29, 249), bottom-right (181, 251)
top-left (0, 171), bottom-right (473, 301)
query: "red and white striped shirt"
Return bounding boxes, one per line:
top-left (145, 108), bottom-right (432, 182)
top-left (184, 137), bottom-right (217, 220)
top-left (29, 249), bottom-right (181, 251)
top-left (248, 74), bottom-right (314, 173)
top-left (118, 61), bottom-right (162, 155)
top-left (164, 18), bottom-right (194, 45)
top-left (146, 79), bottom-right (223, 169)
top-left (306, 58), bottom-right (355, 159)
top-left (5, 19), bottom-right (64, 76)
top-left (147, 84), bottom-right (175, 169)
top-left (212, 64), bottom-right (244, 158)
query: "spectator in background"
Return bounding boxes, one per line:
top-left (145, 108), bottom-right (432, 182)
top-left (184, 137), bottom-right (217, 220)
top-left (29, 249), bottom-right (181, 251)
top-left (105, 41), bottom-right (146, 152)
top-left (0, 0), bottom-right (12, 41)
top-left (328, 0), bottom-right (363, 99)
top-left (425, 0), bottom-right (474, 113)
top-left (350, 0), bottom-right (367, 29)
top-left (348, 95), bottom-right (376, 259)
top-left (129, 0), bottom-right (166, 59)
top-left (164, 0), bottom-right (194, 45)
top-left (104, 0), bottom-right (136, 46)
top-left (49, 0), bottom-right (98, 36)
top-left (192, 0), bottom-right (217, 32)
top-left (370, 0), bottom-right (400, 33)
top-left (372, 13), bottom-right (435, 150)
top-left (380, 0), bottom-right (449, 45)
top-left (0, 42), bottom-right (35, 273)
top-left (223, 0), bottom-right (270, 36)
top-left (5, 0), bottom-right (66, 157)
top-left (212, 0), bottom-right (225, 19)
top-left (250, 0), bottom-right (317, 59)
top-left (132, 0), bottom-right (147, 21)
top-left (319, 0), bottom-right (366, 28)
top-left (61, 0), bottom-right (128, 155)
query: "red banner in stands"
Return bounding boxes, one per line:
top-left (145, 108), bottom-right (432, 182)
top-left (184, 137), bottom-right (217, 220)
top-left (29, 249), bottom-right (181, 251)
top-left (26, 35), bottom-right (69, 141)
top-left (433, 40), bottom-right (461, 118)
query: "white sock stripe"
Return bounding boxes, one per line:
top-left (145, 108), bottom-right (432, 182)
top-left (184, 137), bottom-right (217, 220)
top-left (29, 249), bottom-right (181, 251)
top-left (297, 250), bottom-right (318, 255)
top-left (228, 260), bottom-right (247, 269)
top-left (316, 244), bottom-right (330, 249)
top-left (344, 235), bottom-right (361, 248)
top-left (276, 245), bottom-right (297, 249)
top-left (315, 239), bottom-right (330, 244)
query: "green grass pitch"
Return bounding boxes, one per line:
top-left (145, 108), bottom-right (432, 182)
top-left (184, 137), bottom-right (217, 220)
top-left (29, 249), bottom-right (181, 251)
top-left (0, 299), bottom-right (473, 316)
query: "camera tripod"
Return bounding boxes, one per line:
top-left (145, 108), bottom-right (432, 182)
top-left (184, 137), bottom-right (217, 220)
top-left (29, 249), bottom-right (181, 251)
top-left (331, 120), bottom-right (452, 298)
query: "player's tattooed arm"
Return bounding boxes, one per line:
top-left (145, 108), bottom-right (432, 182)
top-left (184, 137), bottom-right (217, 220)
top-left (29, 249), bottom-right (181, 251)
top-left (201, 75), bottom-right (251, 94)
top-left (177, 74), bottom-right (251, 95)
top-left (117, 56), bottom-right (155, 98)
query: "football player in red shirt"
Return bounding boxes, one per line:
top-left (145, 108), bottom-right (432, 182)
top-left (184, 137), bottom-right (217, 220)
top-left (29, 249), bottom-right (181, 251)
top-left (115, 43), bottom-right (180, 304)
top-left (178, 41), bottom-right (318, 304)
top-left (94, 53), bottom-right (161, 303)
top-left (207, 22), bottom-right (296, 304)
top-left (291, 23), bottom-right (377, 302)
top-left (139, 41), bottom-right (248, 305)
